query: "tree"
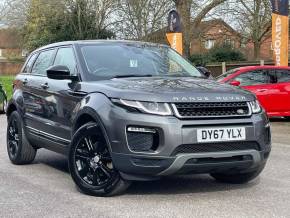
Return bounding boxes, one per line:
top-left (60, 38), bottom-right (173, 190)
top-left (23, 0), bottom-right (115, 50)
top-left (66, 0), bottom-right (117, 39)
top-left (0, 0), bottom-right (30, 27)
top-left (117, 0), bottom-right (173, 40)
top-left (173, 0), bottom-right (227, 58)
top-left (220, 0), bottom-right (272, 60)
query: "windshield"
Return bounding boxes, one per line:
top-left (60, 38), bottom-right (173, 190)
top-left (216, 68), bottom-right (240, 81)
top-left (80, 43), bottom-right (203, 80)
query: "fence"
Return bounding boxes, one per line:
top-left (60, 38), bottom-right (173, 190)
top-left (0, 60), bottom-right (24, 76)
top-left (206, 60), bottom-right (278, 77)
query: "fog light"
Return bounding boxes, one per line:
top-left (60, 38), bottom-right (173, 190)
top-left (127, 126), bottom-right (156, 133)
top-left (126, 126), bottom-right (159, 152)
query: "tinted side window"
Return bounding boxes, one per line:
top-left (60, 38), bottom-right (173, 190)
top-left (233, 70), bottom-right (269, 86)
top-left (276, 70), bottom-right (290, 83)
top-left (22, 53), bottom-right (38, 74)
top-left (31, 49), bottom-right (55, 75)
top-left (54, 47), bottom-right (77, 75)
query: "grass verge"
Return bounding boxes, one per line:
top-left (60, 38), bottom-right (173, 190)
top-left (0, 75), bottom-right (15, 99)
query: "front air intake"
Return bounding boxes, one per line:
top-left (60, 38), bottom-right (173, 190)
top-left (126, 127), bottom-right (159, 152)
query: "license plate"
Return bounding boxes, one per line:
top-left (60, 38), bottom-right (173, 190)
top-left (197, 127), bottom-right (246, 143)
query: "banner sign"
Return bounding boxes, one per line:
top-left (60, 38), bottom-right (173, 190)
top-left (271, 0), bottom-right (289, 66)
top-left (166, 10), bottom-right (183, 55)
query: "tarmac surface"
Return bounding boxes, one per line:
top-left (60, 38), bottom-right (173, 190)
top-left (0, 115), bottom-right (290, 218)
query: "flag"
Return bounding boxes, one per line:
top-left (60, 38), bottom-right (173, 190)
top-left (271, 0), bottom-right (289, 66)
top-left (166, 10), bottom-right (183, 55)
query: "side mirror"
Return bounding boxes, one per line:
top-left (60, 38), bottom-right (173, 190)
top-left (47, 65), bottom-right (78, 81)
top-left (197, 66), bottom-right (211, 78)
top-left (230, 80), bottom-right (241, 86)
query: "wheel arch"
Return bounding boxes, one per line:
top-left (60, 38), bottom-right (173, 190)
top-left (72, 107), bottom-right (112, 152)
top-left (6, 102), bottom-right (17, 118)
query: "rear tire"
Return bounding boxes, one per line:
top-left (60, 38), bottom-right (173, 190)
top-left (210, 163), bottom-right (266, 184)
top-left (68, 122), bottom-right (130, 197)
top-left (7, 111), bottom-right (37, 165)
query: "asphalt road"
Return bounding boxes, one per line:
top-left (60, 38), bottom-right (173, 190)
top-left (0, 115), bottom-right (290, 218)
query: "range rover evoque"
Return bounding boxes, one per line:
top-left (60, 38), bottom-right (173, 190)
top-left (6, 41), bottom-right (271, 196)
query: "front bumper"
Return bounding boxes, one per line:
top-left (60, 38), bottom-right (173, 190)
top-left (101, 104), bottom-right (271, 181)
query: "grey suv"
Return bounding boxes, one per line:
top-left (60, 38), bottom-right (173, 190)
top-left (6, 41), bottom-right (271, 196)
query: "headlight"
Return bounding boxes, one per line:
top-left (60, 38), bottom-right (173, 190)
top-left (249, 100), bottom-right (262, 114)
top-left (115, 99), bottom-right (172, 116)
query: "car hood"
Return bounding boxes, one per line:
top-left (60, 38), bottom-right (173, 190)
top-left (79, 77), bottom-right (255, 102)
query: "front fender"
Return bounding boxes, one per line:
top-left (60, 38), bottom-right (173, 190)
top-left (72, 93), bottom-right (114, 151)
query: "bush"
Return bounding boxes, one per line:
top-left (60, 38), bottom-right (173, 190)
top-left (209, 45), bottom-right (246, 62)
top-left (189, 54), bottom-right (210, 66)
top-left (190, 44), bottom-right (246, 65)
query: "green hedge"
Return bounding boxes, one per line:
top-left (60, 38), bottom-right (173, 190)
top-left (190, 44), bottom-right (246, 66)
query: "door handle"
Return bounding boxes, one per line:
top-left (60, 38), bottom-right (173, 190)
top-left (257, 89), bottom-right (267, 92)
top-left (40, 83), bottom-right (49, 89)
top-left (23, 79), bottom-right (28, 85)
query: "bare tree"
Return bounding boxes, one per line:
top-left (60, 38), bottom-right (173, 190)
top-left (220, 0), bottom-right (272, 60)
top-left (173, 0), bottom-right (227, 57)
top-left (117, 0), bottom-right (173, 40)
top-left (0, 0), bottom-right (30, 27)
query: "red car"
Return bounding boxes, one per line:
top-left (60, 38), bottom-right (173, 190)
top-left (217, 66), bottom-right (290, 118)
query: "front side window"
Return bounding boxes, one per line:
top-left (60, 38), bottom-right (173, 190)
top-left (22, 53), bottom-right (38, 74)
top-left (276, 70), bottom-right (290, 83)
top-left (31, 49), bottom-right (55, 76)
top-left (232, 70), bottom-right (269, 86)
top-left (80, 44), bottom-right (203, 81)
top-left (54, 47), bottom-right (77, 75)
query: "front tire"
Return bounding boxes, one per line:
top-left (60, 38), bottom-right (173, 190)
top-left (68, 122), bottom-right (130, 197)
top-left (210, 163), bottom-right (266, 184)
top-left (7, 111), bottom-right (37, 164)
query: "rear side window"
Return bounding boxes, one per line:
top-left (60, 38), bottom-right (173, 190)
top-left (22, 53), bottom-right (38, 74)
top-left (53, 47), bottom-right (77, 75)
top-left (276, 70), bottom-right (290, 83)
top-left (233, 70), bottom-right (269, 86)
top-left (31, 49), bottom-right (55, 76)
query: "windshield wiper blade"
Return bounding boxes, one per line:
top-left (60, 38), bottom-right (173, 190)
top-left (113, 74), bottom-right (153, 78)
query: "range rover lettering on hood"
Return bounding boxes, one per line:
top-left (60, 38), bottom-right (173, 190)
top-left (172, 96), bottom-right (247, 102)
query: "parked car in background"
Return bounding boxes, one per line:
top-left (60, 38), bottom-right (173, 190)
top-left (217, 66), bottom-right (290, 118)
top-left (0, 83), bottom-right (7, 114)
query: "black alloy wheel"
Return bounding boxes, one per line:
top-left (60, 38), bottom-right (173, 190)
top-left (74, 132), bottom-right (116, 188)
top-left (7, 117), bottom-right (19, 159)
top-left (69, 122), bottom-right (130, 196)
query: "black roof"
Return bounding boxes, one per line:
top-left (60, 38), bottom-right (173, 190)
top-left (34, 40), bottom-right (169, 53)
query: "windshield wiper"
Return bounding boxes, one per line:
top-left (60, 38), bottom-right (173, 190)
top-left (112, 74), bottom-right (153, 78)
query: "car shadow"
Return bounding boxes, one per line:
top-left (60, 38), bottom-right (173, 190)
top-left (270, 117), bottom-right (289, 123)
top-left (34, 150), bottom-right (69, 173)
top-left (34, 150), bottom-right (258, 196)
top-left (126, 175), bottom-right (258, 195)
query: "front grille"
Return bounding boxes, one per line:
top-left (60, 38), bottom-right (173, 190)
top-left (171, 142), bottom-right (260, 156)
top-left (172, 102), bottom-right (250, 118)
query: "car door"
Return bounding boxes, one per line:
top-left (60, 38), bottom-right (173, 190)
top-left (230, 70), bottom-right (275, 113)
top-left (37, 46), bottom-right (83, 151)
top-left (273, 69), bottom-right (290, 115)
top-left (23, 49), bottom-right (56, 140)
